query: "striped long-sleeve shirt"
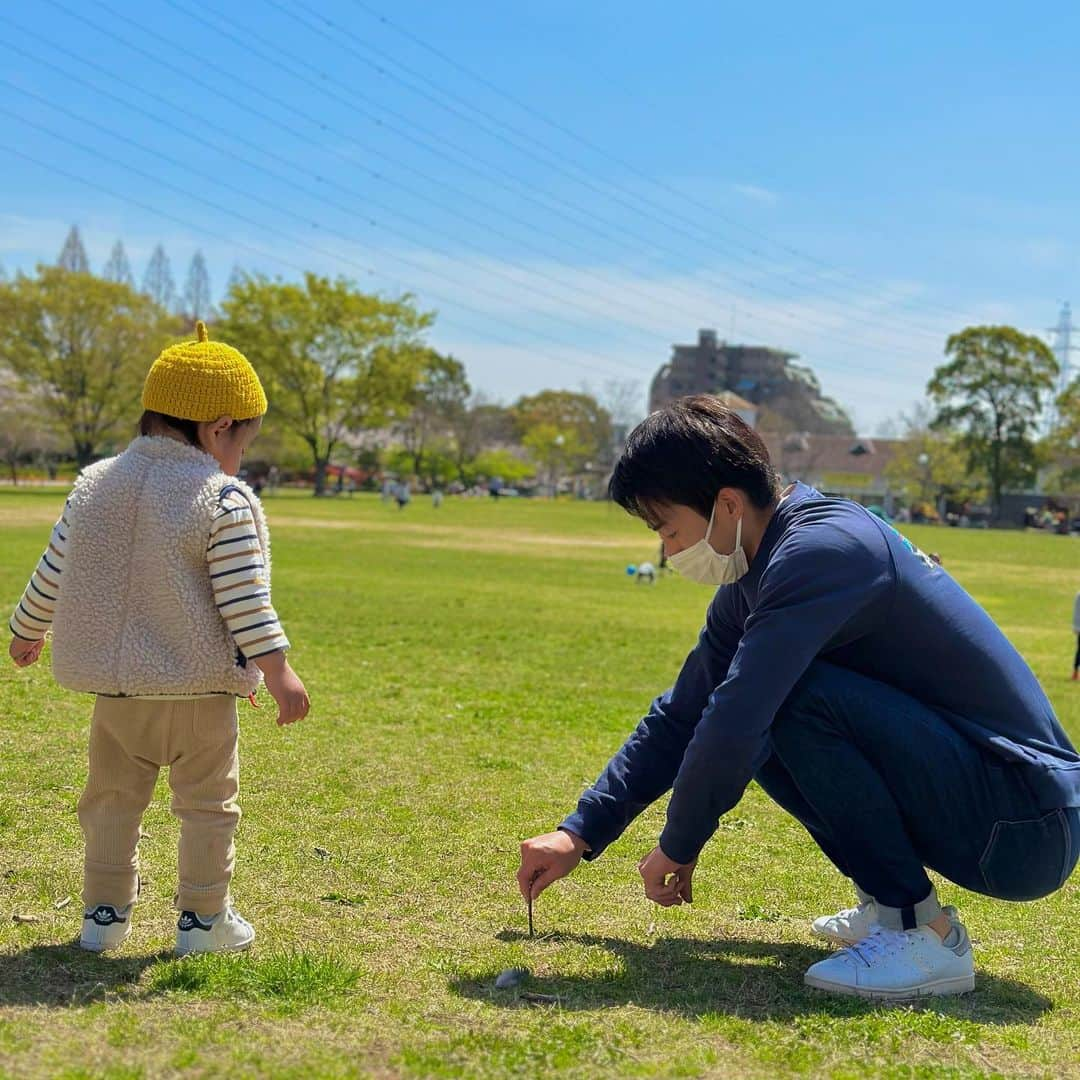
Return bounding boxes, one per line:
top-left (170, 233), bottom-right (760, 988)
top-left (206, 484), bottom-right (289, 659)
top-left (10, 486), bottom-right (289, 661)
top-left (8, 501), bottom-right (70, 642)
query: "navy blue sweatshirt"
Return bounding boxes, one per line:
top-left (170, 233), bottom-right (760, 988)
top-left (561, 484), bottom-right (1080, 865)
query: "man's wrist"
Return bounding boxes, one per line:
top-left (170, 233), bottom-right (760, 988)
top-left (658, 826), bottom-right (700, 867)
top-left (557, 827), bottom-right (591, 855)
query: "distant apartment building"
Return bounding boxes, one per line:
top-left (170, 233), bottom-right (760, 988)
top-left (649, 329), bottom-right (853, 435)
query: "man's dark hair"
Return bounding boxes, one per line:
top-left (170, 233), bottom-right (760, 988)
top-left (609, 395), bottom-right (781, 521)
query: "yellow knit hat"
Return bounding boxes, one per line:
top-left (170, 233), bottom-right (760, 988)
top-left (142, 321), bottom-right (267, 421)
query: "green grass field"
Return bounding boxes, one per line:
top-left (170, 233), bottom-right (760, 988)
top-left (1, 488), bottom-right (1078, 1079)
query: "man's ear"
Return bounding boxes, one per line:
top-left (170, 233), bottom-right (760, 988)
top-left (715, 487), bottom-right (744, 520)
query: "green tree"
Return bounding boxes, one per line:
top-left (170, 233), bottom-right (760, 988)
top-left (218, 273), bottom-right (432, 495)
top-left (927, 326), bottom-right (1058, 518)
top-left (0, 266), bottom-right (178, 466)
top-left (466, 447), bottom-right (534, 487)
top-left (0, 376), bottom-right (60, 484)
top-left (1042, 377), bottom-right (1080, 493)
top-left (397, 351), bottom-right (470, 480)
top-left (385, 443), bottom-right (458, 489)
top-left (512, 389), bottom-right (612, 491)
top-left (883, 404), bottom-right (985, 512)
top-left (521, 423), bottom-right (587, 492)
top-left (447, 396), bottom-right (515, 483)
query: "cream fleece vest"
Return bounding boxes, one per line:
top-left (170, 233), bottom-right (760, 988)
top-left (51, 436), bottom-right (270, 697)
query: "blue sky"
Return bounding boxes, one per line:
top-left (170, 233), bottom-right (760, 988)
top-left (2, 0), bottom-right (1079, 432)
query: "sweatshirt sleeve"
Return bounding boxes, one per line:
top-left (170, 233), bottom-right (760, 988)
top-left (559, 588), bottom-right (745, 859)
top-left (658, 526), bottom-right (895, 864)
top-left (207, 485), bottom-right (290, 660)
top-left (8, 501), bottom-right (70, 642)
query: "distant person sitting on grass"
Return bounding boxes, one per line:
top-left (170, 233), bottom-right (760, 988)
top-left (518, 395), bottom-right (1080, 1001)
top-left (7, 322), bottom-right (310, 957)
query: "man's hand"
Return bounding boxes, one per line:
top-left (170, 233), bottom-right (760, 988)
top-left (517, 829), bottom-right (589, 901)
top-left (638, 845), bottom-right (697, 907)
top-left (254, 651), bottom-right (310, 726)
top-left (9, 637), bottom-right (44, 669)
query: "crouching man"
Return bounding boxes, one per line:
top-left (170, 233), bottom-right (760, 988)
top-left (517, 396), bottom-right (1080, 1000)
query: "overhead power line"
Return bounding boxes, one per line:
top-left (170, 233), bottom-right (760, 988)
top-left (338, 0), bottom-right (978, 328)
top-left (47, 0), bottom-right (953, 363)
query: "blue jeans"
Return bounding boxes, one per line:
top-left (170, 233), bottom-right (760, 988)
top-left (756, 662), bottom-right (1080, 930)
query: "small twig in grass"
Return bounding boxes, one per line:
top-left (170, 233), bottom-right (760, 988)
top-left (521, 992), bottom-right (560, 1006)
top-left (527, 870), bottom-right (541, 938)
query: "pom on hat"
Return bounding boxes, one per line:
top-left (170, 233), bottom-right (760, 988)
top-left (142, 322), bottom-right (267, 422)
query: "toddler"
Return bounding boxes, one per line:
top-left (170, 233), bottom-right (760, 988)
top-left (8, 322), bottom-right (309, 954)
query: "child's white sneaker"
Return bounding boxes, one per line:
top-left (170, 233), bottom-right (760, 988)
top-left (175, 906), bottom-right (255, 956)
top-left (80, 904), bottom-right (132, 952)
top-left (805, 918), bottom-right (975, 1000)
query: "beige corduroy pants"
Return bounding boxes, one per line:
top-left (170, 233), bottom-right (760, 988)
top-left (77, 695), bottom-right (240, 916)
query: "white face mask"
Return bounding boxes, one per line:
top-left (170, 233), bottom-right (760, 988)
top-left (667, 504), bottom-right (749, 586)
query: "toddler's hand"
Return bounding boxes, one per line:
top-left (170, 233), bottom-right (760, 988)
top-left (260, 656), bottom-right (310, 726)
top-left (9, 637), bottom-right (44, 668)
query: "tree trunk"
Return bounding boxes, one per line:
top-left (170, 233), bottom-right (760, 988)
top-left (990, 440), bottom-right (1003, 521)
top-left (75, 441), bottom-right (94, 469)
top-left (313, 457), bottom-right (329, 496)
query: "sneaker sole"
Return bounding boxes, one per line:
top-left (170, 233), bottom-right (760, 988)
top-left (79, 929), bottom-right (131, 953)
top-left (175, 936), bottom-right (255, 958)
top-left (804, 972), bottom-right (975, 1000)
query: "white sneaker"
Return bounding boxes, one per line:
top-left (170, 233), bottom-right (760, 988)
top-left (80, 904), bottom-right (132, 952)
top-left (175, 906), bottom-right (255, 957)
top-left (805, 920), bottom-right (975, 1000)
top-left (812, 900), bottom-right (880, 944)
top-left (813, 901), bottom-right (960, 945)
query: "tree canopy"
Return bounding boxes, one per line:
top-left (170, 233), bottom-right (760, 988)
top-left (0, 266), bottom-right (178, 465)
top-left (927, 325), bottom-right (1058, 516)
top-left (219, 273), bottom-right (433, 494)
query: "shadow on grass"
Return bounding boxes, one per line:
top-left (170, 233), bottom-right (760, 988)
top-left (0, 943), bottom-right (364, 1012)
top-left (0, 943), bottom-right (166, 1007)
top-left (448, 931), bottom-right (1052, 1024)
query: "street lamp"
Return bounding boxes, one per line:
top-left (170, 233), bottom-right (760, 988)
top-left (917, 452), bottom-right (931, 503)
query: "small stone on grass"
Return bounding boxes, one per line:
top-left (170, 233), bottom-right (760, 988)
top-left (494, 967), bottom-right (529, 990)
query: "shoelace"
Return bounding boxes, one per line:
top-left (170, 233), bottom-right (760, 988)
top-left (847, 928), bottom-right (910, 966)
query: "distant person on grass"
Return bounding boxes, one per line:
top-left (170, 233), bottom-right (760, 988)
top-left (518, 395), bottom-right (1080, 1001)
top-left (7, 322), bottom-right (310, 956)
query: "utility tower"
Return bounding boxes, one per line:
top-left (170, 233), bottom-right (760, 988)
top-left (1045, 302), bottom-right (1078, 434)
